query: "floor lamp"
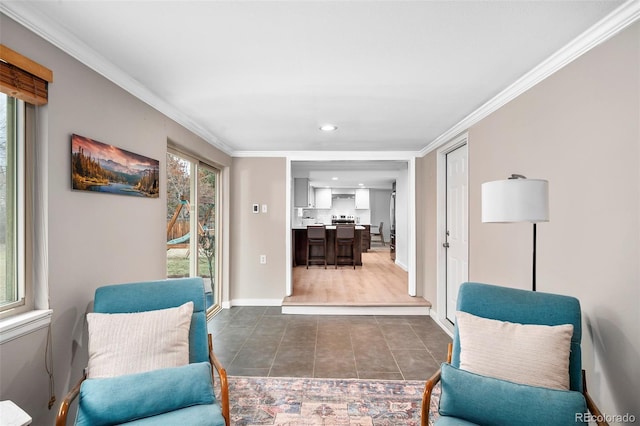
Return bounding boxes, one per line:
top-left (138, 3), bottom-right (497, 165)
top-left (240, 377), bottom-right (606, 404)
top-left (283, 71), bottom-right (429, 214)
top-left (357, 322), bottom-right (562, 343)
top-left (481, 174), bottom-right (549, 291)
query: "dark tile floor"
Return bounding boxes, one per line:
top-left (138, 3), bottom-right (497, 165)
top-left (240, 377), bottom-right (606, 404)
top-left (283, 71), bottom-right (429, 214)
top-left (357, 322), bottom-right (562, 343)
top-left (208, 306), bottom-right (452, 380)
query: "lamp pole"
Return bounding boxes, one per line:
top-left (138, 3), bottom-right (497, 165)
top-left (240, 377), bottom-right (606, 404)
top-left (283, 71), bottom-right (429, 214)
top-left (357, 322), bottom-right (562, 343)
top-left (532, 223), bottom-right (537, 292)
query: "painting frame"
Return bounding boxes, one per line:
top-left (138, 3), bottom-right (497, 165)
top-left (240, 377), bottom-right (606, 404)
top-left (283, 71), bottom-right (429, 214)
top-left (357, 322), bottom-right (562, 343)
top-left (71, 134), bottom-right (159, 198)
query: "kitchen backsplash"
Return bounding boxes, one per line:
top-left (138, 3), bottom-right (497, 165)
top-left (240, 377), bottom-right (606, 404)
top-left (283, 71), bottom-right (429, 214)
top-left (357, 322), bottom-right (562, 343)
top-left (295, 198), bottom-right (371, 226)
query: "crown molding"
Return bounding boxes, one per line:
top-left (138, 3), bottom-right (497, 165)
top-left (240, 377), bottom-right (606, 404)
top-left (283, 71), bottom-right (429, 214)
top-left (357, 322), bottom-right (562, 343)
top-left (0, 3), bottom-right (234, 156)
top-left (232, 150), bottom-right (419, 160)
top-left (419, 0), bottom-right (640, 157)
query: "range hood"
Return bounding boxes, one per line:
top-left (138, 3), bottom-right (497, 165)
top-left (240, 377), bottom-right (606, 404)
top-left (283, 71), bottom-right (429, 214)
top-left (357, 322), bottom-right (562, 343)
top-left (331, 188), bottom-right (355, 199)
top-left (332, 193), bottom-right (355, 200)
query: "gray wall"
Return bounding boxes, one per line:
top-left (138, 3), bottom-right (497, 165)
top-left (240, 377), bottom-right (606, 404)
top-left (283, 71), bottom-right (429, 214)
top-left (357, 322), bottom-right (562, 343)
top-left (369, 188), bottom-right (392, 241)
top-left (0, 14), bottom-right (231, 425)
top-left (394, 167), bottom-right (409, 270)
top-left (418, 22), bottom-right (639, 418)
top-left (230, 157), bottom-right (287, 304)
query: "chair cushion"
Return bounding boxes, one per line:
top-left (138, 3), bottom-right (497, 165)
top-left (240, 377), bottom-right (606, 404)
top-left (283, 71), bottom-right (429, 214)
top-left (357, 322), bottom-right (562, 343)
top-left (438, 363), bottom-right (588, 426)
top-left (76, 362), bottom-right (215, 426)
top-left (456, 310), bottom-right (573, 390)
top-left (86, 302), bottom-right (193, 378)
top-left (121, 403), bottom-right (226, 426)
top-left (436, 416), bottom-right (480, 426)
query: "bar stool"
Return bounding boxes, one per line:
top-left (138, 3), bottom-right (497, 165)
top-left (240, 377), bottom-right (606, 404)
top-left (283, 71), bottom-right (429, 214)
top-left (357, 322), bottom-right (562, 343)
top-left (335, 224), bottom-right (356, 269)
top-left (371, 222), bottom-right (385, 246)
top-left (306, 225), bottom-right (327, 269)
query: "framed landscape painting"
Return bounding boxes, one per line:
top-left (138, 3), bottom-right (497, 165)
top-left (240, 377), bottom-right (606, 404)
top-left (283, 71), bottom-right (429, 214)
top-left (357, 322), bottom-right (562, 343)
top-left (71, 134), bottom-right (159, 198)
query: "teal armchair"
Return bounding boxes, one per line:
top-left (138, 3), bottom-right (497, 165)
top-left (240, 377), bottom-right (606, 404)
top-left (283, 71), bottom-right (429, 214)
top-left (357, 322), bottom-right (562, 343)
top-left (421, 282), bottom-right (607, 426)
top-left (56, 278), bottom-right (229, 426)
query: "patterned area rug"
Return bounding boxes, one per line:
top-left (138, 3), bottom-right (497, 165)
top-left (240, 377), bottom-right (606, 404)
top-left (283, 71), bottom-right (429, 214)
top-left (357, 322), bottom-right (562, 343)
top-left (226, 376), bottom-right (440, 425)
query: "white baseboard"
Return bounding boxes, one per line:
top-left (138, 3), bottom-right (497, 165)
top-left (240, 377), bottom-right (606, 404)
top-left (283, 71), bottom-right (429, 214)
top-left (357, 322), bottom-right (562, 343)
top-left (395, 259), bottom-right (408, 271)
top-left (281, 305), bottom-right (430, 316)
top-left (429, 308), bottom-right (454, 337)
top-left (229, 298), bottom-right (283, 307)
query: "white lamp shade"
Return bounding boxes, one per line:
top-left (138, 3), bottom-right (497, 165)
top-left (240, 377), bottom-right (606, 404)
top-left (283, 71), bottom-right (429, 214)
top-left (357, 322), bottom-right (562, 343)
top-left (482, 179), bottom-right (549, 223)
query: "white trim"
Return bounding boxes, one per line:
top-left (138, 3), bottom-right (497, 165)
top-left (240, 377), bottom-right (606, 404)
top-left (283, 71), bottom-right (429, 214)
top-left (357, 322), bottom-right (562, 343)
top-left (33, 102), bottom-right (50, 310)
top-left (281, 305), bottom-right (430, 316)
top-left (436, 133), bottom-right (468, 334)
top-left (221, 166), bottom-right (231, 311)
top-left (420, 0), bottom-right (640, 157)
top-left (394, 259), bottom-right (409, 272)
top-left (285, 154), bottom-right (418, 301)
top-left (429, 308), bottom-right (454, 339)
top-left (230, 298), bottom-right (283, 307)
top-left (16, 100), bottom-right (26, 307)
top-left (280, 151), bottom-right (418, 161)
top-left (0, 309), bottom-right (52, 344)
top-left (285, 158), bottom-right (293, 297)
top-left (407, 157), bottom-right (417, 297)
top-left (0, 2), bottom-right (234, 155)
top-left (189, 156), bottom-right (199, 278)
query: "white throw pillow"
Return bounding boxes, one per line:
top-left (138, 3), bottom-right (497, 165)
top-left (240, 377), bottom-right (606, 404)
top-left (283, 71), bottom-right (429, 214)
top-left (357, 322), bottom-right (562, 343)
top-left (86, 301), bottom-right (193, 378)
top-left (456, 310), bottom-right (573, 390)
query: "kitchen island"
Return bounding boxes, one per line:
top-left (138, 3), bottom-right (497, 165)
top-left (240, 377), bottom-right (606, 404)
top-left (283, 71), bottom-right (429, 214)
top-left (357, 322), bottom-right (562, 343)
top-left (292, 225), bottom-right (365, 267)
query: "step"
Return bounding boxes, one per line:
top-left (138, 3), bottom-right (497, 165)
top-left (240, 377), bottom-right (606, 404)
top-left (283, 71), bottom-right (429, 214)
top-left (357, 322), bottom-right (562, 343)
top-left (281, 302), bottom-right (431, 316)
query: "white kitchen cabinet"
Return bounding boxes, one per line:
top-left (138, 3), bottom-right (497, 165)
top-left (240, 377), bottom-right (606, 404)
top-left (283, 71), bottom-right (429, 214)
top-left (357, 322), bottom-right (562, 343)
top-left (315, 188), bottom-right (332, 209)
top-left (355, 188), bottom-right (370, 209)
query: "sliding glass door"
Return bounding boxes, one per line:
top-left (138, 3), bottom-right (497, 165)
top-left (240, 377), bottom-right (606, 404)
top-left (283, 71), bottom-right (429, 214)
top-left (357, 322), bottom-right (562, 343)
top-left (166, 151), bottom-right (221, 317)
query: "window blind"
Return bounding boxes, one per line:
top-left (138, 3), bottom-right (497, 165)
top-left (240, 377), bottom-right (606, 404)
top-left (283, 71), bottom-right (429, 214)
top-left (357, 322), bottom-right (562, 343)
top-left (0, 44), bottom-right (53, 106)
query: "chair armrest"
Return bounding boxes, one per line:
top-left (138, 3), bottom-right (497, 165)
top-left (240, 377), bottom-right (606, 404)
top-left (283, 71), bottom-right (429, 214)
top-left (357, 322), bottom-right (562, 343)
top-left (582, 370), bottom-right (609, 426)
top-left (420, 343), bottom-right (451, 426)
top-left (209, 334), bottom-right (229, 426)
top-left (55, 371), bottom-right (86, 426)
top-left (421, 367), bottom-right (441, 426)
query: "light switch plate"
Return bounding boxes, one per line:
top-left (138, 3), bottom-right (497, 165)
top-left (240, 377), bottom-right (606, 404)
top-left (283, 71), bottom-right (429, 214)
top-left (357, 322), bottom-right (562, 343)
top-left (261, 204), bottom-right (268, 213)
top-left (252, 204), bottom-right (259, 213)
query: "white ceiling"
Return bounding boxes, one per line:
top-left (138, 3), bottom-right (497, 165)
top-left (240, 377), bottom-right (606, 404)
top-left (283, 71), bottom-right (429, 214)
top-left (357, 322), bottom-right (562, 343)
top-left (1, 1), bottom-right (629, 155)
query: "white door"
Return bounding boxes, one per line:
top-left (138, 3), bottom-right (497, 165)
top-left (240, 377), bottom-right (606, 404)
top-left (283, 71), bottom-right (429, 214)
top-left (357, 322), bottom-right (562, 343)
top-left (445, 144), bottom-right (468, 324)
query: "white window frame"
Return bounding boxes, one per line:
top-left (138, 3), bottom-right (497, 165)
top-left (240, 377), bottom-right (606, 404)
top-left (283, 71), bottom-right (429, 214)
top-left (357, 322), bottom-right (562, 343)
top-left (0, 95), bottom-right (52, 343)
top-left (1, 95), bottom-right (27, 316)
top-left (166, 149), bottom-right (222, 319)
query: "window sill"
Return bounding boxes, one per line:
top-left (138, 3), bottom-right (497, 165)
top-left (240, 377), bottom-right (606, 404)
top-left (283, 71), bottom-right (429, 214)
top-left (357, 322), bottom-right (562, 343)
top-left (0, 309), bottom-right (53, 344)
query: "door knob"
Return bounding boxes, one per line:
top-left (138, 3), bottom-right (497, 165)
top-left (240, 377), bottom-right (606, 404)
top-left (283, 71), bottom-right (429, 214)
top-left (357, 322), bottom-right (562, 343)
top-left (443, 242), bottom-right (450, 248)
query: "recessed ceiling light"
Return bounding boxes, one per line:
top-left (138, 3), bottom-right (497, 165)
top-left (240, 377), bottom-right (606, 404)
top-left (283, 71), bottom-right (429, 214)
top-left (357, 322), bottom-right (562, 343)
top-left (320, 124), bottom-right (338, 132)
top-left (332, 177), bottom-right (339, 181)
top-left (358, 183), bottom-right (364, 186)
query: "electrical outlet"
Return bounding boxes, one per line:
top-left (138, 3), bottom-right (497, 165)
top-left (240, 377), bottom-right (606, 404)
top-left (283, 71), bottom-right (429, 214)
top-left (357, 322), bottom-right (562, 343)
top-left (260, 255), bottom-right (267, 264)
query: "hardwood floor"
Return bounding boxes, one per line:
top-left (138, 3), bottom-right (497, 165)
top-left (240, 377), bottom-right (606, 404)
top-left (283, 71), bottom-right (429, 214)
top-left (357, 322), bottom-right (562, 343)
top-left (285, 247), bottom-right (430, 307)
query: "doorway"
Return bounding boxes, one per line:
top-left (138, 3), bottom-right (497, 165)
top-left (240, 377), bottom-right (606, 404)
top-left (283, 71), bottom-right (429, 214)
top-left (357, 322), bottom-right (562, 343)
top-left (286, 158), bottom-right (416, 306)
top-left (437, 134), bottom-right (469, 330)
top-left (166, 150), bottom-right (222, 318)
